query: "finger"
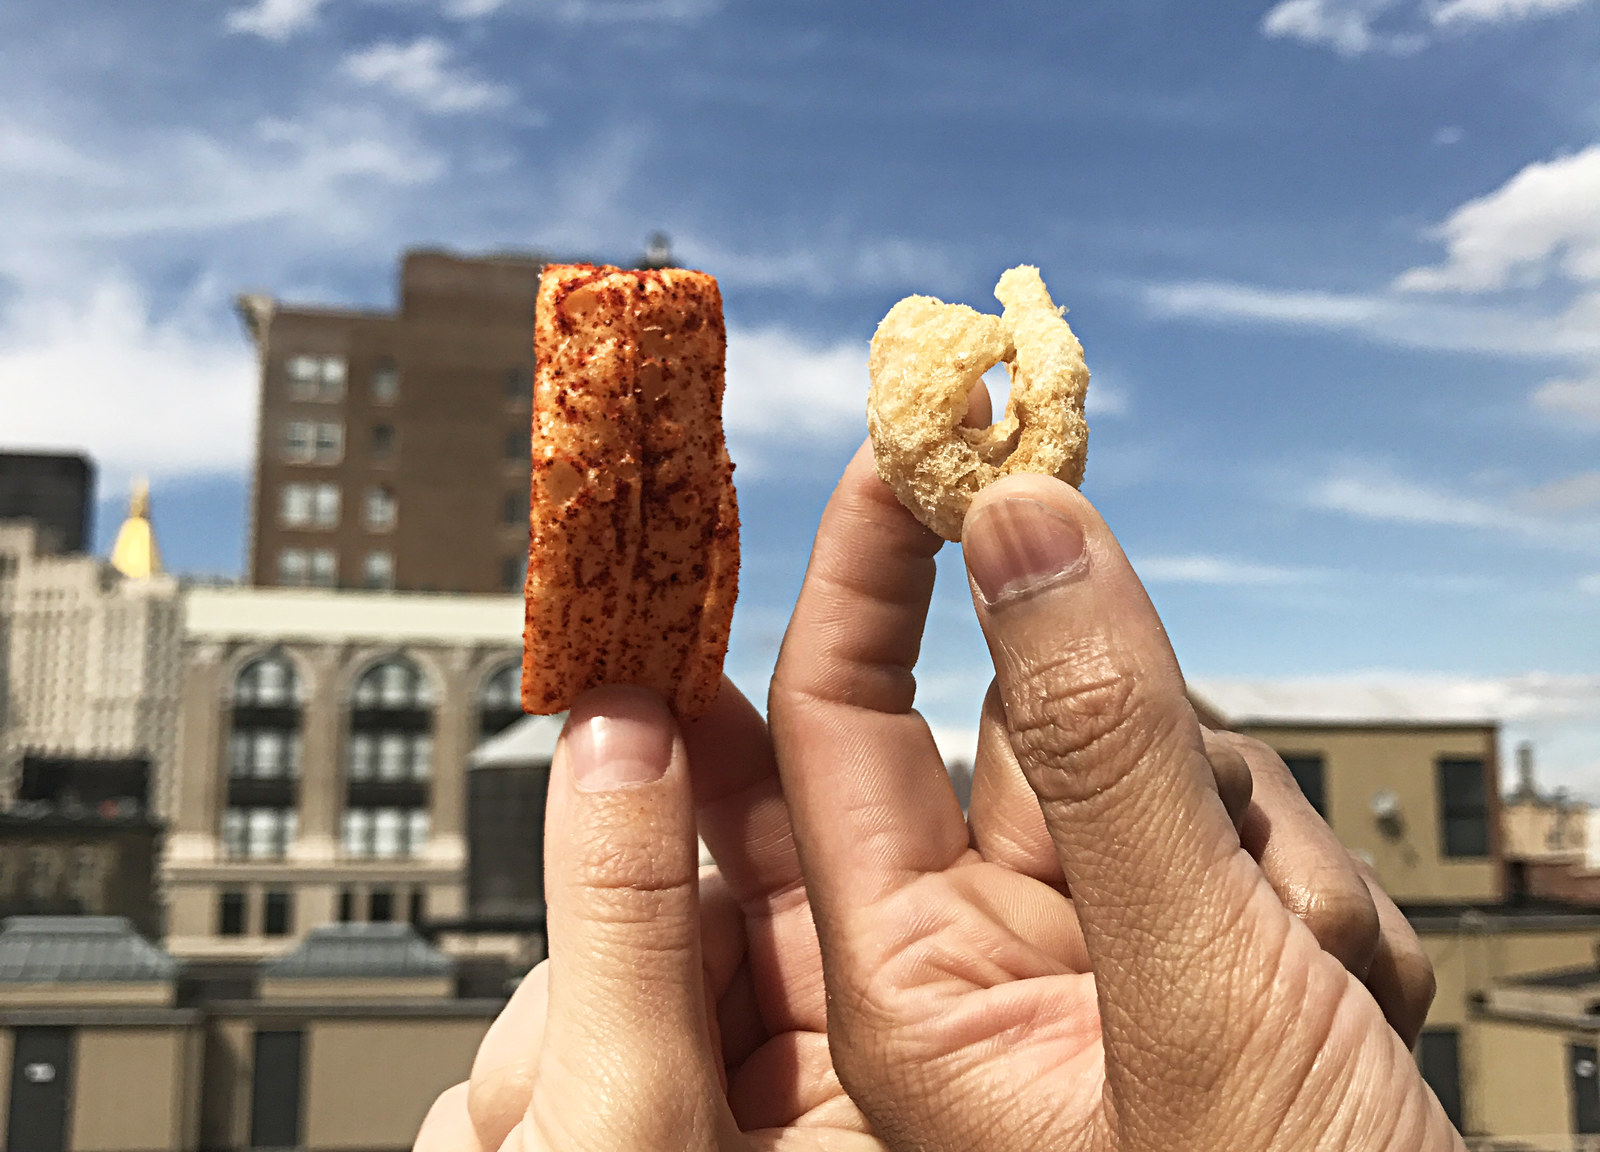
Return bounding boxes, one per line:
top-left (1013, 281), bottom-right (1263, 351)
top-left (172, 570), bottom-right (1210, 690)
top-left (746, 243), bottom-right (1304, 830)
top-left (962, 380), bottom-right (992, 428)
top-left (1202, 728), bottom-right (1253, 828)
top-left (1351, 855), bottom-right (1436, 1047)
top-left (414, 1083), bottom-right (480, 1152)
top-left (467, 962), bottom-right (548, 1152)
top-left (683, 679), bottom-right (827, 1035)
top-left (531, 686), bottom-right (721, 1144)
top-left (1227, 732), bottom-right (1380, 978)
top-left (963, 476), bottom-right (1260, 1120)
top-left (769, 442), bottom-right (970, 925)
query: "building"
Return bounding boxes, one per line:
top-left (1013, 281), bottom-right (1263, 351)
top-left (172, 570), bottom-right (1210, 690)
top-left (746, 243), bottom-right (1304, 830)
top-left (0, 510), bottom-right (182, 815)
top-left (0, 453), bottom-right (94, 556)
top-left (161, 584), bottom-right (524, 961)
top-left (1195, 682), bottom-right (1600, 1144)
top-left (238, 249), bottom-right (575, 597)
top-left (1503, 741), bottom-right (1589, 864)
top-left (0, 917), bottom-right (496, 1152)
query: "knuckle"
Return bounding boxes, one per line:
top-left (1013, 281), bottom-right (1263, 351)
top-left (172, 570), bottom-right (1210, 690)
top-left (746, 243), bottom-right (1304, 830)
top-left (1299, 881), bottom-right (1381, 966)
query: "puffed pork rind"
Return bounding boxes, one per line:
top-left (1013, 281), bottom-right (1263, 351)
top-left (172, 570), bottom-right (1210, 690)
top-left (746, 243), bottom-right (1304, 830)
top-left (866, 265), bottom-right (1089, 541)
top-left (522, 263), bottom-right (739, 718)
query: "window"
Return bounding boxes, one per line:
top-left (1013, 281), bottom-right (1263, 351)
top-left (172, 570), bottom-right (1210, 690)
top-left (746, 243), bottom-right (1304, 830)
top-left (353, 657), bottom-right (433, 711)
top-left (369, 887), bottom-right (395, 923)
top-left (504, 430), bottom-right (525, 462)
top-left (1280, 754), bottom-right (1326, 818)
top-left (309, 549), bottom-right (337, 587)
top-left (479, 663), bottom-right (524, 738)
top-left (347, 731), bottom-right (432, 781)
top-left (503, 492), bottom-right (527, 526)
top-left (338, 888), bottom-right (354, 922)
top-left (222, 808), bottom-right (297, 859)
top-left (1418, 1030), bottom-right (1463, 1131)
top-left (505, 366), bottom-right (532, 402)
top-left (364, 486), bottom-right (397, 532)
top-left (282, 549), bottom-right (336, 587)
top-left (372, 424), bottom-right (396, 458)
top-left (235, 653), bottom-right (299, 708)
top-left (278, 549), bottom-right (308, 586)
top-left (502, 554), bottom-right (527, 593)
top-left (229, 730), bottom-right (302, 779)
top-left (263, 890), bottom-right (293, 937)
top-left (345, 657), bottom-right (434, 859)
top-left (283, 421), bottom-right (342, 464)
top-left (372, 358), bottom-right (400, 403)
top-left (363, 551), bottom-right (395, 591)
top-left (286, 354), bottom-right (346, 401)
top-left (341, 809), bottom-right (430, 860)
top-left (1438, 757), bottom-right (1490, 858)
top-left (219, 889), bottom-right (246, 937)
top-left (408, 887), bottom-right (426, 925)
top-left (279, 483), bottom-right (340, 529)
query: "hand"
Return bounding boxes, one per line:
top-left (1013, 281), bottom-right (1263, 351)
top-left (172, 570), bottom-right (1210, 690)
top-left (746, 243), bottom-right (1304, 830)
top-left (413, 684), bottom-right (885, 1152)
top-left (768, 445), bottom-right (1460, 1152)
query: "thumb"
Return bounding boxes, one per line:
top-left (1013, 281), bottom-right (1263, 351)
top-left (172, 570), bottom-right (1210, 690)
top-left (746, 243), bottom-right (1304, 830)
top-left (530, 686), bottom-right (721, 1149)
top-left (962, 476), bottom-right (1262, 1137)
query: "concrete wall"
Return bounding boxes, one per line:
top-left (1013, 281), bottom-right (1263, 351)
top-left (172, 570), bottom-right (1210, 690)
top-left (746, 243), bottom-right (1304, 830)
top-left (1238, 723), bottom-right (1500, 904)
top-left (304, 1018), bottom-right (486, 1150)
top-left (69, 1028), bottom-right (196, 1152)
top-left (1469, 1018), bottom-right (1576, 1141)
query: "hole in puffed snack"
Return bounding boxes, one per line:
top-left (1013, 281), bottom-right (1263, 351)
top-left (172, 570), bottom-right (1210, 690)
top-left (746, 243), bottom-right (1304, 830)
top-left (545, 457), bottom-right (582, 505)
top-left (981, 360), bottom-right (1013, 417)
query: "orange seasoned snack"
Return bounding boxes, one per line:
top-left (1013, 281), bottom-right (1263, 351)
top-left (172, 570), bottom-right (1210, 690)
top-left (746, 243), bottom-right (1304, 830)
top-left (522, 263), bottom-right (740, 718)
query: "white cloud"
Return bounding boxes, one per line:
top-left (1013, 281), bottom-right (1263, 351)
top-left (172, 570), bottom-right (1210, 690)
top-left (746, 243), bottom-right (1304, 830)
top-left (1535, 373), bottom-right (1600, 424)
top-left (1133, 555), bottom-right (1325, 586)
top-left (1310, 467), bottom-right (1508, 528)
top-left (1519, 471), bottom-right (1600, 513)
top-left (442, 0), bottom-right (506, 14)
top-left (1396, 146), bottom-right (1600, 293)
top-left (226, 0), bottom-right (326, 40)
top-left (1432, 125), bottom-right (1465, 146)
top-left (1260, 0), bottom-right (1425, 55)
top-left (1579, 573), bottom-right (1600, 594)
top-left (341, 38), bottom-right (511, 115)
top-left (0, 280), bottom-right (255, 483)
top-left (723, 327), bottom-right (866, 444)
top-left (1431, 0), bottom-right (1591, 26)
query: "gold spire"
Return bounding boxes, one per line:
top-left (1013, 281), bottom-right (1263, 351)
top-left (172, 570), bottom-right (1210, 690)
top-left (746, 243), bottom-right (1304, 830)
top-left (111, 477), bottom-right (163, 579)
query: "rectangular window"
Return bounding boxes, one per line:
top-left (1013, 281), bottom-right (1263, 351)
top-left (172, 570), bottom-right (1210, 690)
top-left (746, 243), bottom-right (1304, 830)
top-left (280, 483), bottom-right (313, 527)
top-left (373, 808), bottom-right (405, 858)
top-left (278, 548), bottom-right (308, 587)
top-left (1438, 757), bottom-right (1490, 858)
top-left (369, 887), bottom-right (395, 923)
top-left (371, 359), bottom-right (399, 403)
top-left (337, 887), bottom-right (354, 923)
top-left (365, 486), bottom-right (397, 532)
top-left (219, 889), bottom-right (247, 936)
top-left (408, 886), bottom-right (426, 925)
top-left (363, 551), bottom-right (395, 591)
top-left (263, 890), bottom-right (293, 937)
top-left (372, 424), bottom-right (396, 458)
top-left (504, 430), bottom-right (525, 462)
top-left (313, 422), bottom-right (343, 464)
top-left (1281, 754), bottom-right (1326, 818)
top-left (1419, 1030), bottom-right (1463, 1131)
top-left (342, 808), bottom-right (373, 857)
top-left (312, 483), bottom-right (341, 527)
top-left (502, 553), bottom-right (527, 593)
top-left (286, 354), bottom-right (346, 401)
top-left (348, 733), bottom-right (375, 781)
top-left (284, 421), bottom-right (315, 463)
top-left (309, 549), bottom-right (337, 588)
top-left (342, 807), bottom-right (428, 859)
top-left (503, 492), bottom-right (527, 526)
top-left (505, 366), bottom-right (532, 402)
top-left (222, 809), bottom-right (247, 858)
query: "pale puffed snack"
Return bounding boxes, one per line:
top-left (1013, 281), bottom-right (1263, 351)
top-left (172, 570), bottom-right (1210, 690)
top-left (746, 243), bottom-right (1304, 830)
top-left (866, 265), bottom-right (1089, 540)
top-left (522, 263), bottom-right (739, 718)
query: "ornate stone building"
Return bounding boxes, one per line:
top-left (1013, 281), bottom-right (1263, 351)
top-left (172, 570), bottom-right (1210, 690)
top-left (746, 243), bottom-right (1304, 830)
top-left (161, 585), bottom-right (523, 958)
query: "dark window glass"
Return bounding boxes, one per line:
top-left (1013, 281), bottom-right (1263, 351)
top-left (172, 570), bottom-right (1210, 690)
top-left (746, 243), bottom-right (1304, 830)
top-left (219, 890), bottom-right (246, 937)
top-left (1419, 1030), bottom-right (1463, 1131)
top-left (479, 663), bottom-right (525, 738)
top-left (369, 887), bottom-right (394, 923)
top-left (503, 492), bottom-right (526, 526)
top-left (1280, 754), bottom-right (1326, 818)
top-left (505, 367), bottom-right (532, 401)
top-left (263, 890), bottom-right (292, 937)
top-left (504, 430), bottom-right (525, 462)
top-left (337, 888), bottom-right (354, 923)
top-left (409, 887), bottom-right (426, 926)
top-left (502, 554), bottom-right (526, 593)
top-left (1437, 757), bottom-right (1490, 858)
top-left (372, 424), bottom-right (395, 457)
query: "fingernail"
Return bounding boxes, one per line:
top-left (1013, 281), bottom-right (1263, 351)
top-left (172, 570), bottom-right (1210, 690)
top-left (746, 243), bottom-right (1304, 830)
top-left (565, 692), bottom-right (674, 791)
top-left (964, 497), bottom-right (1089, 605)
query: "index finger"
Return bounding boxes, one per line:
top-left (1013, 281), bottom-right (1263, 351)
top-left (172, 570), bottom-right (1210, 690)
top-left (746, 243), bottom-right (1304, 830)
top-left (768, 441), bottom-right (971, 922)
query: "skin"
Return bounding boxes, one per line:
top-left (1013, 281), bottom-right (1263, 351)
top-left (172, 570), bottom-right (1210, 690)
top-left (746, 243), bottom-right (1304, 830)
top-left (415, 442), bottom-right (1447, 1152)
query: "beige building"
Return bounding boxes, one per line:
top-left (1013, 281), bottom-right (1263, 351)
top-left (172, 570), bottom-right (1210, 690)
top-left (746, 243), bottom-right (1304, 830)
top-left (238, 249), bottom-right (568, 597)
top-left (162, 584), bottom-right (523, 959)
top-left (1196, 683), bottom-right (1600, 1144)
top-left (0, 517), bottom-right (182, 811)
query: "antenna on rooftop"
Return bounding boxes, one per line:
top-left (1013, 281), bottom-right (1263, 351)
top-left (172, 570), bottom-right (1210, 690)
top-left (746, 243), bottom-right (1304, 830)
top-left (641, 232), bottom-right (673, 270)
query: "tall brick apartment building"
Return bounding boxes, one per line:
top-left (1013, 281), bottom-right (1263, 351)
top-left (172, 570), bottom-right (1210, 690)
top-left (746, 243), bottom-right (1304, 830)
top-left (238, 250), bottom-right (568, 596)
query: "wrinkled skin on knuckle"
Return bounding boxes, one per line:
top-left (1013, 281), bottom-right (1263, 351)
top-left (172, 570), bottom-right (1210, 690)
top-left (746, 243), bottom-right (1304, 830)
top-left (1294, 882), bottom-right (1381, 973)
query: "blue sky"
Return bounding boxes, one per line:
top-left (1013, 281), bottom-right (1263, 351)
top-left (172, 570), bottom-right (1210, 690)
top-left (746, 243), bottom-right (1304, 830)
top-left (3, 0), bottom-right (1599, 789)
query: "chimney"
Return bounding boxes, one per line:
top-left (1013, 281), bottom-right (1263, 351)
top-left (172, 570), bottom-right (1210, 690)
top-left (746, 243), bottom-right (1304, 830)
top-left (1516, 741), bottom-right (1536, 799)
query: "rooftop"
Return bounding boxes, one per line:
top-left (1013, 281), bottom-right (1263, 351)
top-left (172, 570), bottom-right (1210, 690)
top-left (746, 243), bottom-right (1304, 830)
top-left (0, 917), bottom-right (177, 983)
top-left (471, 712), bottom-right (565, 769)
top-left (1191, 678), bottom-right (1499, 727)
top-left (261, 923), bottom-right (453, 980)
top-left (184, 584), bottom-right (522, 646)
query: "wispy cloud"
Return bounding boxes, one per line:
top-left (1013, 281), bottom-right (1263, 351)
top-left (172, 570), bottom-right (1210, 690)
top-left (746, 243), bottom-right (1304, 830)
top-left (1535, 372), bottom-right (1600, 425)
top-left (1518, 471), bottom-right (1600, 513)
top-left (341, 38), bottom-right (512, 114)
top-left (226, 0), bottom-right (326, 41)
top-left (1260, 0), bottom-right (1594, 55)
top-left (1133, 554), bottom-right (1328, 586)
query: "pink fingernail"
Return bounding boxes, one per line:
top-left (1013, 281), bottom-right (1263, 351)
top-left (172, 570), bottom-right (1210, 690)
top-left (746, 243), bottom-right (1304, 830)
top-left (964, 497), bottom-right (1089, 605)
top-left (565, 689), bottom-right (673, 791)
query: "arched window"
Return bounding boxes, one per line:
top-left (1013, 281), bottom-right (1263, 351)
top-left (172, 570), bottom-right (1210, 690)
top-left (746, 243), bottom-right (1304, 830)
top-left (479, 663), bottom-right (524, 740)
top-left (223, 653), bottom-right (301, 860)
top-left (343, 656), bottom-right (433, 860)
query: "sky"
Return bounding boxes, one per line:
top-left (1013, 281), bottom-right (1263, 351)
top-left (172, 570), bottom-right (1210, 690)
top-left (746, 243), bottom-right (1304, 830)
top-left (2, 0), bottom-right (1599, 791)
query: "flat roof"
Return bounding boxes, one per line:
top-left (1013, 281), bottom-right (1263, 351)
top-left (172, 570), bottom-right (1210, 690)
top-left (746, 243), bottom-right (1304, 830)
top-left (185, 585), bottom-right (522, 646)
top-left (1190, 679), bottom-right (1498, 727)
top-left (261, 923), bottom-right (452, 980)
